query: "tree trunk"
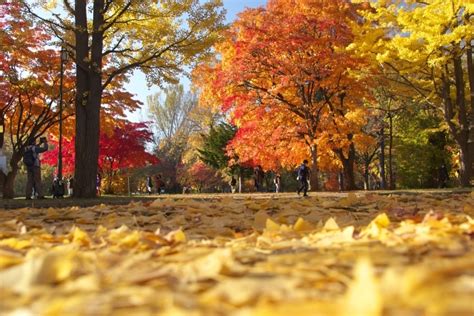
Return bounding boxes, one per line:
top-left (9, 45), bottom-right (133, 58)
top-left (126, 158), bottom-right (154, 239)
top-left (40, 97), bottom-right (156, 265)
top-left (1, 153), bottom-right (21, 199)
top-left (388, 112), bottom-right (395, 189)
top-left (310, 144), bottom-right (319, 191)
top-left (2, 170), bottom-right (17, 199)
top-left (364, 159), bottom-right (370, 190)
top-left (334, 137), bottom-right (356, 191)
top-left (0, 111), bottom-right (4, 149)
top-left (453, 54), bottom-right (472, 186)
top-left (466, 43), bottom-right (474, 182)
top-left (342, 142), bottom-right (356, 190)
top-left (238, 169), bottom-right (242, 193)
top-left (73, 0), bottom-right (104, 198)
top-left (379, 126), bottom-right (386, 189)
top-left (106, 173), bottom-right (113, 194)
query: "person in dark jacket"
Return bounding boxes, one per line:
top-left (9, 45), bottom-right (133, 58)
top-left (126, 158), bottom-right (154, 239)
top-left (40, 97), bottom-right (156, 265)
top-left (297, 159), bottom-right (310, 197)
top-left (230, 176), bottom-right (237, 193)
top-left (24, 137), bottom-right (48, 199)
top-left (254, 165), bottom-right (264, 192)
top-left (438, 164), bottom-right (449, 188)
top-left (155, 174), bottom-right (164, 194)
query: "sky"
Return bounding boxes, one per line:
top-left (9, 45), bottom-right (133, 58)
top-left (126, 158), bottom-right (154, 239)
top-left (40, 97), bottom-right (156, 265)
top-left (223, 0), bottom-right (267, 21)
top-left (125, 0), bottom-right (268, 122)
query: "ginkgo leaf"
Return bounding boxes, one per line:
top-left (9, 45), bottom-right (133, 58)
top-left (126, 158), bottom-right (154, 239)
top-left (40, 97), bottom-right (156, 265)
top-left (323, 218), bottom-right (340, 231)
top-left (344, 258), bottom-right (382, 316)
top-left (0, 191), bottom-right (471, 314)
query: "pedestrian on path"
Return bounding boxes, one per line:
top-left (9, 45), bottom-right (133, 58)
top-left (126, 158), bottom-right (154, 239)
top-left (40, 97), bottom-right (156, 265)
top-left (274, 173), bottom-right (281, 193)
top-left (230, 176), bottom-right (237, 193)
top-left (155, 174), bottom-right (164, 194)
top-left (254, 165), bottom-right (264, 192)
top-left (146, 176), bottom-right (153, 194)
top-left (297, 160), bottom-right (310, 197)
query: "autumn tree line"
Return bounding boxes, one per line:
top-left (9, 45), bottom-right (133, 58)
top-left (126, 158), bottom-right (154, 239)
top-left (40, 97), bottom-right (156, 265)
top-left (194, 0), bottom-right (474, 191)
top-left (0, 0), bottom-right (473, 198)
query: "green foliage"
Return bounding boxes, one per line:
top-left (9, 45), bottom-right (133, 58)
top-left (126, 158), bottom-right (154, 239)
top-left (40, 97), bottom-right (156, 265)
top-left (198, 122), bottom-right (236, 171)
top-left (394, 107), bottom-right (452, 188)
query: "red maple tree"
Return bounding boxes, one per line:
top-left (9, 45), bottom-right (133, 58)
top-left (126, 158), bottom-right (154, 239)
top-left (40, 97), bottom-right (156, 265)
top-left (43, 121), bottom-right (158, 192)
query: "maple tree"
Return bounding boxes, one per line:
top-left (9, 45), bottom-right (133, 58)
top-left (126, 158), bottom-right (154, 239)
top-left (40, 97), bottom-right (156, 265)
top-left (0, 1), bottom-right (74, 198)
top-left (43, 121), bottom-right (158, 193)
top-left (194, 0), bottom-right (376, 190)
top-left (99, 122), bottom-right (158, 193)
top-left (177, 161), bottom-right (225, 193)
top-left (24, 0), bottom-right (225, 198)
top-left (350, 0), bottom-right (474, 186)
top-left (0, 1), bottom-right (147, 198)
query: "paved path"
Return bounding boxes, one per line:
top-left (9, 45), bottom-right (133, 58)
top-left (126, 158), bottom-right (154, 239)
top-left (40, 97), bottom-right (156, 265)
top-left (0, 188), bottom-right (471, 209)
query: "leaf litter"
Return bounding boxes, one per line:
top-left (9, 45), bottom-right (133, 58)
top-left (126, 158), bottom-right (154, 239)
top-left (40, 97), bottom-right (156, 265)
top-left (0, 191), bottom-right (473, 315)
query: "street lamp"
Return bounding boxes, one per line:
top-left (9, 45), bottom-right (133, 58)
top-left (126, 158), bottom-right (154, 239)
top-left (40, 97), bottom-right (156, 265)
top-left (56, 46), bottom-right (68, 197)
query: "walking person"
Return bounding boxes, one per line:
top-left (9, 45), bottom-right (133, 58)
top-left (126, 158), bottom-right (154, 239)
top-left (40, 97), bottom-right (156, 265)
top-left (24, 137), bottom-right (48, 199)
top-left (254, 165), bottom-right (264, 192)
top-left (155, 174), bottom-right (164, 194)
top-left (146, 175), bottom-right (154, 194)
top-left (68, 176), bottom-right (74, 196)
top-left (230, 176), bottom-right (237, 193)
top-left (438, 164), bottom-right (449, 188)
top-left (96, 173), bottom-right (102, 196)
top-left (297, 159), bottom-right (310, 197)
top-left (274, 173), bottom-right (281, 193)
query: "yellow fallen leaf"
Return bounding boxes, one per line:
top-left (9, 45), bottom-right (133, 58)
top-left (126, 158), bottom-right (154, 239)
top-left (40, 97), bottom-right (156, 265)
top-left (463, 203), bottom-right (474, 214)
top-left (70, 227), bottom-right (91, 246)
top-left (323, 217), bottom-right (340, 231)
top-left (0, 247), bottom-right (77, 293)
top-left (321, 200), bottom-right (337, 208)
top-left (46, 207), bottom-right (60, 219)
top-left (201, 276), bottom-right (300, 306)
top-left (0, 251), bottom-right (23, 269)
top-left (373, 213), bottom-right (390, 228)
top-left (162, 248), bottom-right (233, 283)
top-left (253, 301), bottom-right (338, 316)
top-left (0, 238), bottom-right (31, 250)
top-left (293, 217), bottom-right (314, 232)
top-left (361, 213), bottom-right (391, 240)
top-left (117, 230), bottom-right (141, 248)
top-left (254, 209), bottom-right (270, 231)
top-left (166, 229), bottom-right (187, 243)
top-left (340, 193), bottom-right (358, 207)
top-left (265, 218), bottom-right (281, 232)
top-left (344, 258), bottom-right (382, 316)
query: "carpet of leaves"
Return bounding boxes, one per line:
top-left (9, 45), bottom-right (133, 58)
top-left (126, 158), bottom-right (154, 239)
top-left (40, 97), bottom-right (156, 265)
top-left (0, 192), bottom-right (473, 316)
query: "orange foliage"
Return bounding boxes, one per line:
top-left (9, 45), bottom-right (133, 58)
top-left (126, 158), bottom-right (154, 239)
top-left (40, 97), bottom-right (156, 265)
top-left (194, 0), bottom-right (376, 174)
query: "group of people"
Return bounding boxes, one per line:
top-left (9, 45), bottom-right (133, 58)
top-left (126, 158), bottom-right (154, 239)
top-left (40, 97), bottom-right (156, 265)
top-left (21, 137), bottom-right (453, 199)
top-left (146, 174), bottom-right (165, 195)
top-left (228, 160), bottom-right (311, 196)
